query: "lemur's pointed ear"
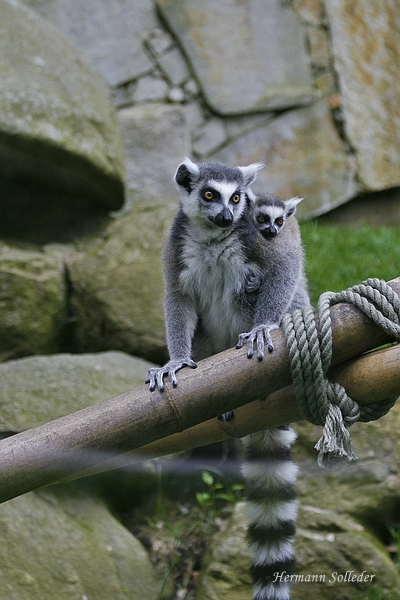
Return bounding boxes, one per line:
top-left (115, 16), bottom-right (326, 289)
top-left (175, 158), bottom-right (200, 192)
top-left (246, 189), bottom-right (257, 205)
top-left (285, 196), bottom-right (303, 217)
top-left (238, 163), bottom-right (264, 187)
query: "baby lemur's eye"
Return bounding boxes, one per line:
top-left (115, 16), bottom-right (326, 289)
top-left (231, 193), bottom-right (240, 203)
top-left (203, 190), bottom-right (214, 200)
top-left (256, 215), bottom-right (265, 223)
top-left (276, 218), bottom-right (284, 226)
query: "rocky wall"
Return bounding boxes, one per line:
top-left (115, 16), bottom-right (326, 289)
top-left (20, 0), bottom-right (400, 219)
top-left (0, 0), bottom-right (399, 599)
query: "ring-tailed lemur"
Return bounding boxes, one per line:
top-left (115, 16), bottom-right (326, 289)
top-left (146, 159), bottom-right (310, 600)
top-left (236, 192), bottom-right (308, 359)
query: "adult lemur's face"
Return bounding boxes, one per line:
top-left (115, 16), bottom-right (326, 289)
top-left (175, 158), bottom-right (263, 229)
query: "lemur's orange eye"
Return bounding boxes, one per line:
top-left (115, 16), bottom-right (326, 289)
top-left (276, 218), bottom-right (284, 226)
top-left (256, 215), bottom-right (265, 223)
top-left (203, 190), bottom-right (214, 200)
top-left (231, 194), bottom-right (240, 203)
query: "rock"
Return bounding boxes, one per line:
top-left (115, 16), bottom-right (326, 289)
top-left (145, 27), bottom-right (175, 57)
top-left (294, 400), bottom-right (400, 529)
top-left (307, 26), bottom-right (332, 70)
top-left (192, 117), bottom-right (228, 158)
top-left (289, 0), bottom-right (324, 25)
top-left (195, 502), bottom-right (400, 600)
top-left (325, 0), bottom-right (400, 191)
top-left (118, 103), bottom-right (190, 205)
top-left (156, 0), bottom-right (315, 115)
top-left (112, 81), bottom-right (138, 109)
top-left (0, 0), bottom-right (126, 215)
top-left (224, 114), bottom-right (274, 143)
top-left (183, 102), bottom-right (205, 132)
top-left (0, 244), bottom-right (66, 361)
top-left (0, 486), bottom-right (159, 600)
top-left (0, 351), bottom-right (153, 432)
top-left (21, 0), bottom-right (158, 86)
top-left (183, 78), bottom-right (201, 100)
top-left (195, 503), bottom-right (252, 600)
top-left (293, 505), bottom-right (400, 600)
top-left (134, 74), bottom-right (169, 104)
top-left (155, 46), bottom-right (191, 87)
top-left (314, 71), bottom-right (336, 97)
top-left (213, 100), bottom-right (358, 220)
top-left (167, 87), bottom-right (186, 104)
top-left (69, 206), bottom-right (175, 363)
top-left (318, 187), bottom-right (400, 226)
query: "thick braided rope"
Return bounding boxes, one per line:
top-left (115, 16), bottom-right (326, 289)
top-left (282, 278), bottom-right (399, 468)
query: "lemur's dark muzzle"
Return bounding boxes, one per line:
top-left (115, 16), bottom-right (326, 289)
top-left (210, 207), bottom-right (233, 228)
top-left (262, 226), bottom-right (277, 239)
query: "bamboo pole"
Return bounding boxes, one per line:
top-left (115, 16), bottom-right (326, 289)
top-left (0, 277), bottom-right (399, 504)
top-left (59, 344), bottom-right (400, 481)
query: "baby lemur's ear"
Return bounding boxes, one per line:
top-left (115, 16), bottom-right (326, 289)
top-left (238, 162), bottom-right (264, 187)
top-left (175, 157), bottom-right (200, 192)
top-left (285, 196), bottom-right (303, 217)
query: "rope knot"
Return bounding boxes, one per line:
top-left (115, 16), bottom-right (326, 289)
top-left (282, 279), bottom-right (398, 469)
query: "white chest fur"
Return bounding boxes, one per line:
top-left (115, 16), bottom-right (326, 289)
top-left (179, 229), bottom-right (256, 352)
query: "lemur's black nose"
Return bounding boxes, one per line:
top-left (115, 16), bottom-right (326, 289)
top-left (212, 207), bottom-right (233, 228)
top-left (262, 227), bottom-right (277, 239)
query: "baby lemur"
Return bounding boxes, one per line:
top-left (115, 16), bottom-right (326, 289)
top-left (146, 158), bottom-right (309, 600)
top-left (237, 192), bottom-right (307, 356)
top-left (252, 193), bottom-right (303, 239)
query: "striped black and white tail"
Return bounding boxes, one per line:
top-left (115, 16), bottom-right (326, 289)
top-left (241, 425), bottom-right (298, 600)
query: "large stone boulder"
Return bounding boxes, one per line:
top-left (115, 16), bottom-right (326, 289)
top-left (69, 206), bottom-right (175, 364)
top-left (294, 401), bottom-right (400, 528)
top-left (0, 351), bottom-right (153, 432)
top-left (293, 505), bottom-right (400, 600)
top-left (213, 100), bottom-right (357, 219)
top-left (194, 502), bottom-right (252, 600)
top-left (0, 0), bottom-right (126, 231)
top-left (325, 0), bottom-right (400, 192)
top-left (0, 486), bottom-right (159, 600)
top-left (21, 0), bottom-right (159, 87)
top-left (118, 103), bottom-right (191, 206)
top-left (156, 0), bottom-right (314, 115)
top-left (195, 502), bottom-right (400, 600)
top-left (0, 244), bottom-right (67, 361)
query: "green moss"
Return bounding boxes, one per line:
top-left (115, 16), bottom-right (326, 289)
top-left (0, 487), bottom-right (159, 600)
top-left (0, 246), bottom-right (67, 358)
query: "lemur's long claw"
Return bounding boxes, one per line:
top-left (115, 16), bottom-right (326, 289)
top-left (146, 359), bottom-right (197, 392)
top-left (236, 326), bottom-right (276, 360)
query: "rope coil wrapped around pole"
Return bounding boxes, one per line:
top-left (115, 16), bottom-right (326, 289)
top-left (282, 278), bottom-right (400, 469)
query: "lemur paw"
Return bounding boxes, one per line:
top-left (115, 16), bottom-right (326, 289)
top-left (236, 325), bottom-right (277, 360)
top-left (146, 359), bottom-right (197, 392)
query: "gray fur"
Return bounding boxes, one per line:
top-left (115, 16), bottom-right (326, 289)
top-left (146, 161), bottom-right (310, 600)
top-left (146, 167), bottom-right (308, 389)
top-left (146, 158), bottom-right (264, 391)
top-left (237, 193), bottom-right (309, 359)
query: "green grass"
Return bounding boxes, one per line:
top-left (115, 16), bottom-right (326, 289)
top-left (301, 222), bottom-right (400, 304)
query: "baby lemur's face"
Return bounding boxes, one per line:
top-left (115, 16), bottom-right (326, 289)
top-left (253, 194), bottom-right (303, 239)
